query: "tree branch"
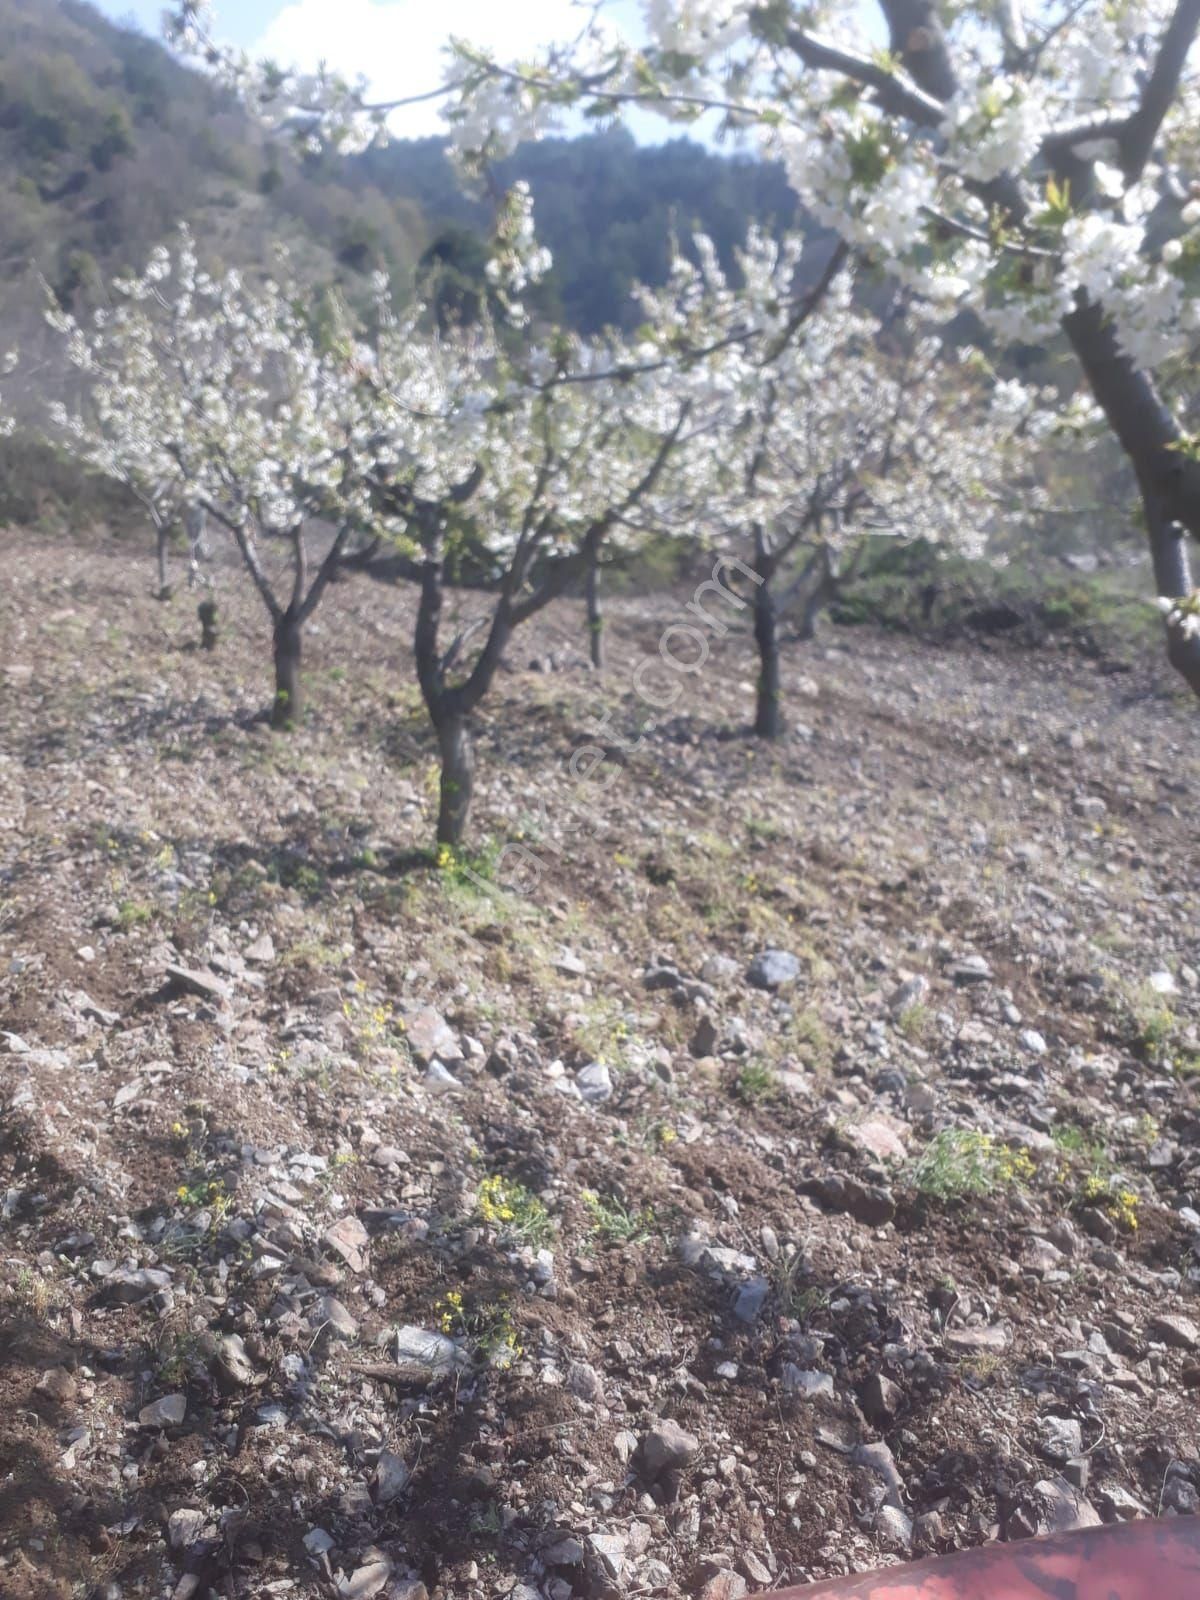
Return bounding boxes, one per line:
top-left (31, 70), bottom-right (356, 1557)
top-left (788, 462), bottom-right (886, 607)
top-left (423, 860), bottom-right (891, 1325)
top-left (783, 24), bottom-right (947, 124)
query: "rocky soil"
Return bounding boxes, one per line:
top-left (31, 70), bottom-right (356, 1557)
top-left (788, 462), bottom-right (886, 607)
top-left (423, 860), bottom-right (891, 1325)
top-left (3, 529), bottom-right (1200, 1600)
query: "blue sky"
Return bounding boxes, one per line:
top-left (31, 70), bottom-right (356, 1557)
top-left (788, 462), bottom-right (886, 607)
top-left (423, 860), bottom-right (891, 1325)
top-left (97, 1), bottom-right (655, 138)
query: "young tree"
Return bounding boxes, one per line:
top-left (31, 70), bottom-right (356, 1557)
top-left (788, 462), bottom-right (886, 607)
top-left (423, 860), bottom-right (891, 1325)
top-left (346, 246), bottom-right (705, 846)
top-left (45, 233), bottom-right (374, 727)
top-left (636, 229), bottom-right (1042, 735)
top-left (170, 1), bottom-right (1200, 692)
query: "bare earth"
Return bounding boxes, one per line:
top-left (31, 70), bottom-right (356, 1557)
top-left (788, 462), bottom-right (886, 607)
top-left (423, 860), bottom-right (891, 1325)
top-left (2, 530), bottom-right (1200, 1600)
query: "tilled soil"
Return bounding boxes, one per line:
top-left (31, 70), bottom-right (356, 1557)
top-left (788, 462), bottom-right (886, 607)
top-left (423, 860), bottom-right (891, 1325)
top-left (2, 530), bottom-right (1199, 1600)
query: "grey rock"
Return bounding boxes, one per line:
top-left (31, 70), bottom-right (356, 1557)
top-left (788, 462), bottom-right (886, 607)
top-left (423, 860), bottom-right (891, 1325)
top-left (747, 949), bottom-right (801, 991)
top-left (566, 1360), bottom-right (603, 1402)
top-left (700, 955), bottom-right (740, 985)
top-left (323, 1215), bottom-right (369, 1273)
top-left (374, 1451), bottom-right (410, 1504)
top-left (405, 1006), bottom-right (460, 1063)
top-left (697, 1570), bottom-right (747, 1600)
top-left (1040, 1416), bottom-right (1084, 1463)
top-left (641, 1418), bottom-right (700, 1477)
top-left (690, 1014), bottom-right (720, 1058)
top-left (543, 1537), bottom-right (585, 1566)
top-left (422, 1061), bottom-right (460, 1094)
top-left (167, 1509), bottom-right (206, 1551)
top-left (138, 1393), bottom-right (186, 1427)
top-left (947, 954), bottom-right (991, 985)
top-left (585, 1532), bottom-right (627, 1581)
top-left (337, 1560), bottom-right (392, 1599)
top-left (391, 1324), bottom-right (461, 1375)
top-left (98, 1265), bottom-right (172, 1304)
top-left (575, 1061), bottom-right (613, 1102)
top-left (944, 1324), bottom-right (1008, 1355)
top-left (875, 1505), bottom-right (913, 1551)
top-left (1035, 1477), bottom-right (1102, 1533)
top-left (808, 1174), bottom-right (896, 1226)
top-left (860, 1373), bottom-right (903, 1426)
top-left (733, 1275), bottom-right (769, 1323)
top-left (163, 962), bottom-right (230, 1003)
top-left (303, 1528), bottom-right (335, 1556)
top-left (316, 1296), bottom-right (359, 1341)
top-left (782, 1367), bottom-right (833, 1400)
top-left (1147, 1313), bottom-right (1199, 1350)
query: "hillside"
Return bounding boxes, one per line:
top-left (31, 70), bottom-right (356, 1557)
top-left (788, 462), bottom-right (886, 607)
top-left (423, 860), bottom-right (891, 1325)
top-left (2, 531), bottom-right (1200, 1598)
top-left (0, 0), bottom-right (803, 354)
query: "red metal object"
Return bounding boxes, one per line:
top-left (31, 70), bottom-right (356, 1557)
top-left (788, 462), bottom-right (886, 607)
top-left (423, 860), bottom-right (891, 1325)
top-left (764, 1518), bottom-right (1200, 1599)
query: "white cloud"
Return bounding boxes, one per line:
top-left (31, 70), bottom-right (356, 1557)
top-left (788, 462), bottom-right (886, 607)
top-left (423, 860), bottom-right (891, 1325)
top-left (253, 0), bottom-right (639, 138)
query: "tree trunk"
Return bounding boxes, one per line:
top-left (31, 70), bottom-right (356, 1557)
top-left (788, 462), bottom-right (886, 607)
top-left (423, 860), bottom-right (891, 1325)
top-left (156, 523), bottom-right (171, 601)
top-left (754, 570), bottom-right (783, 738)
top-left (585, 556), bottom-right (604, 670)
top-left (1063, 294), bottom-right (1200, 695)
top-left (435, 711), bottom-right (474, 846)
top-left (198, 599), bottom-right (219, 651)
top-left (797, 555), bottom-right (836, 643)
top-left (272, 611), bottom-right (303, 729)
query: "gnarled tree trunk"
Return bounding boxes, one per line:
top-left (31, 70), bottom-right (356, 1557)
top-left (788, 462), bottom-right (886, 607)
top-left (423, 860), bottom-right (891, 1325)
top-left (272, 610), bottom-right (303, 729)
top-left (752, 532), bottom-right (782, 738)
top-left (434, 711), bottom-right (475, 846)
top-left (585, 555), bottom-right (604, 670)
top-left (155, 522), bottom-right (172, 602)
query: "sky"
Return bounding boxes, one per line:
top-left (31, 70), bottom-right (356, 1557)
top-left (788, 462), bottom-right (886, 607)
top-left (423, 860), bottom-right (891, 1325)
top-left (98, 0), bottom-right (653, 139)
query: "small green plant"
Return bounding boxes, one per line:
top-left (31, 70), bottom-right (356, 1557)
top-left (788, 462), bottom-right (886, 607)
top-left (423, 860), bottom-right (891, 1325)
top-left (341, 983), bottom-right (408, 1059)
top-left (897, 1002), bottom-right (933, 1043)
top-left (435, 838), bottom-right (502, 892)
top-left (582, 1190), bottom-right (656, 1245)
top-left (736, 1061), bottom-right (777, 1102)
top-left (1126, 980), bottom-right (1175, 1063)
top-left (474, 1174), bottom-right (554, 1246)
top-left (1077, 1172), bottom-right (1140, 1231)
top-left (116, 898), bottom-right (154, 930)
top-left (911, 1128), bottom-right (1034, 1200)
top-left (771, 1250), bottom-right (826, 1322)
top-left (790, 1007), bottom-right (833, 1070)
top-left (435, 1287), bottom-right (524, 1369)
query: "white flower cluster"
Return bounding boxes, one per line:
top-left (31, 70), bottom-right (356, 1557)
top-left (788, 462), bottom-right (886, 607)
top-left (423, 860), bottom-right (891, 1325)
top-left (941, 77), bottom-right (1048, 184)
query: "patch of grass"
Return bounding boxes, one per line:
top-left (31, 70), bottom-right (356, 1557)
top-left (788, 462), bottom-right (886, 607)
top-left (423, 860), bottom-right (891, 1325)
top-left (474, 1174), bottom-right (554, 1247)
top-left (897, 1001), bottom-right (933, 1044)
top-left (116, 898), bottom-right (154, 929)
top-left (582, 1190), bottom-right (656, 1245)
top-left (911, 1128), bottom-right (1034, 1201)
top-left (790, 1007), bottom-right (834, 1070)
top-left (735, 1061), bottom-right (778, 1103)
top-left (771, 1251), bottom-right (826, 1322)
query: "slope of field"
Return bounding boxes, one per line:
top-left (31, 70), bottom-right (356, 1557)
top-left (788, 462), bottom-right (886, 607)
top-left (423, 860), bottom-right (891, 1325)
top-left (2, 531), bottom-right (1200, 1600)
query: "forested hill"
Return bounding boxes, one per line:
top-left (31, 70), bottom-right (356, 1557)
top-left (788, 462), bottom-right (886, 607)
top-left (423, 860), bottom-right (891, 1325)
top-left (0, 0), bottom-right (802, 340)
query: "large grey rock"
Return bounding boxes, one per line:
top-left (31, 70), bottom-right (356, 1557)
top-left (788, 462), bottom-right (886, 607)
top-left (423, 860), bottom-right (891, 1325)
top-left (641, 1418), bottom-right (700, 1477)
top-left (575, 1061), bottom-right (613, 1102)
top-left (139, 1393), bottom-right (186, 1427)
top-left (390, 1324), bottom-right (461, 1376)
top-left (1147, 1313), bottom-right (1199, 1350)
top-left (323, 1215), bottom-right (369, 1273)
top-left (747, 949), bottom-right (801, 991)
top-left (404, 1006), bottom-right (460, 1063)
top-left (98, 1265), bottom-right (172, 1304)
top-left (167, 1509), bottom-right (206, 1551)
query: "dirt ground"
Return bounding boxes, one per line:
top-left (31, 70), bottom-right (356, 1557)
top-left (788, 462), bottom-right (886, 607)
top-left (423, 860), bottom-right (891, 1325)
top-left (2, 529), bottom-right (1199, 1600)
